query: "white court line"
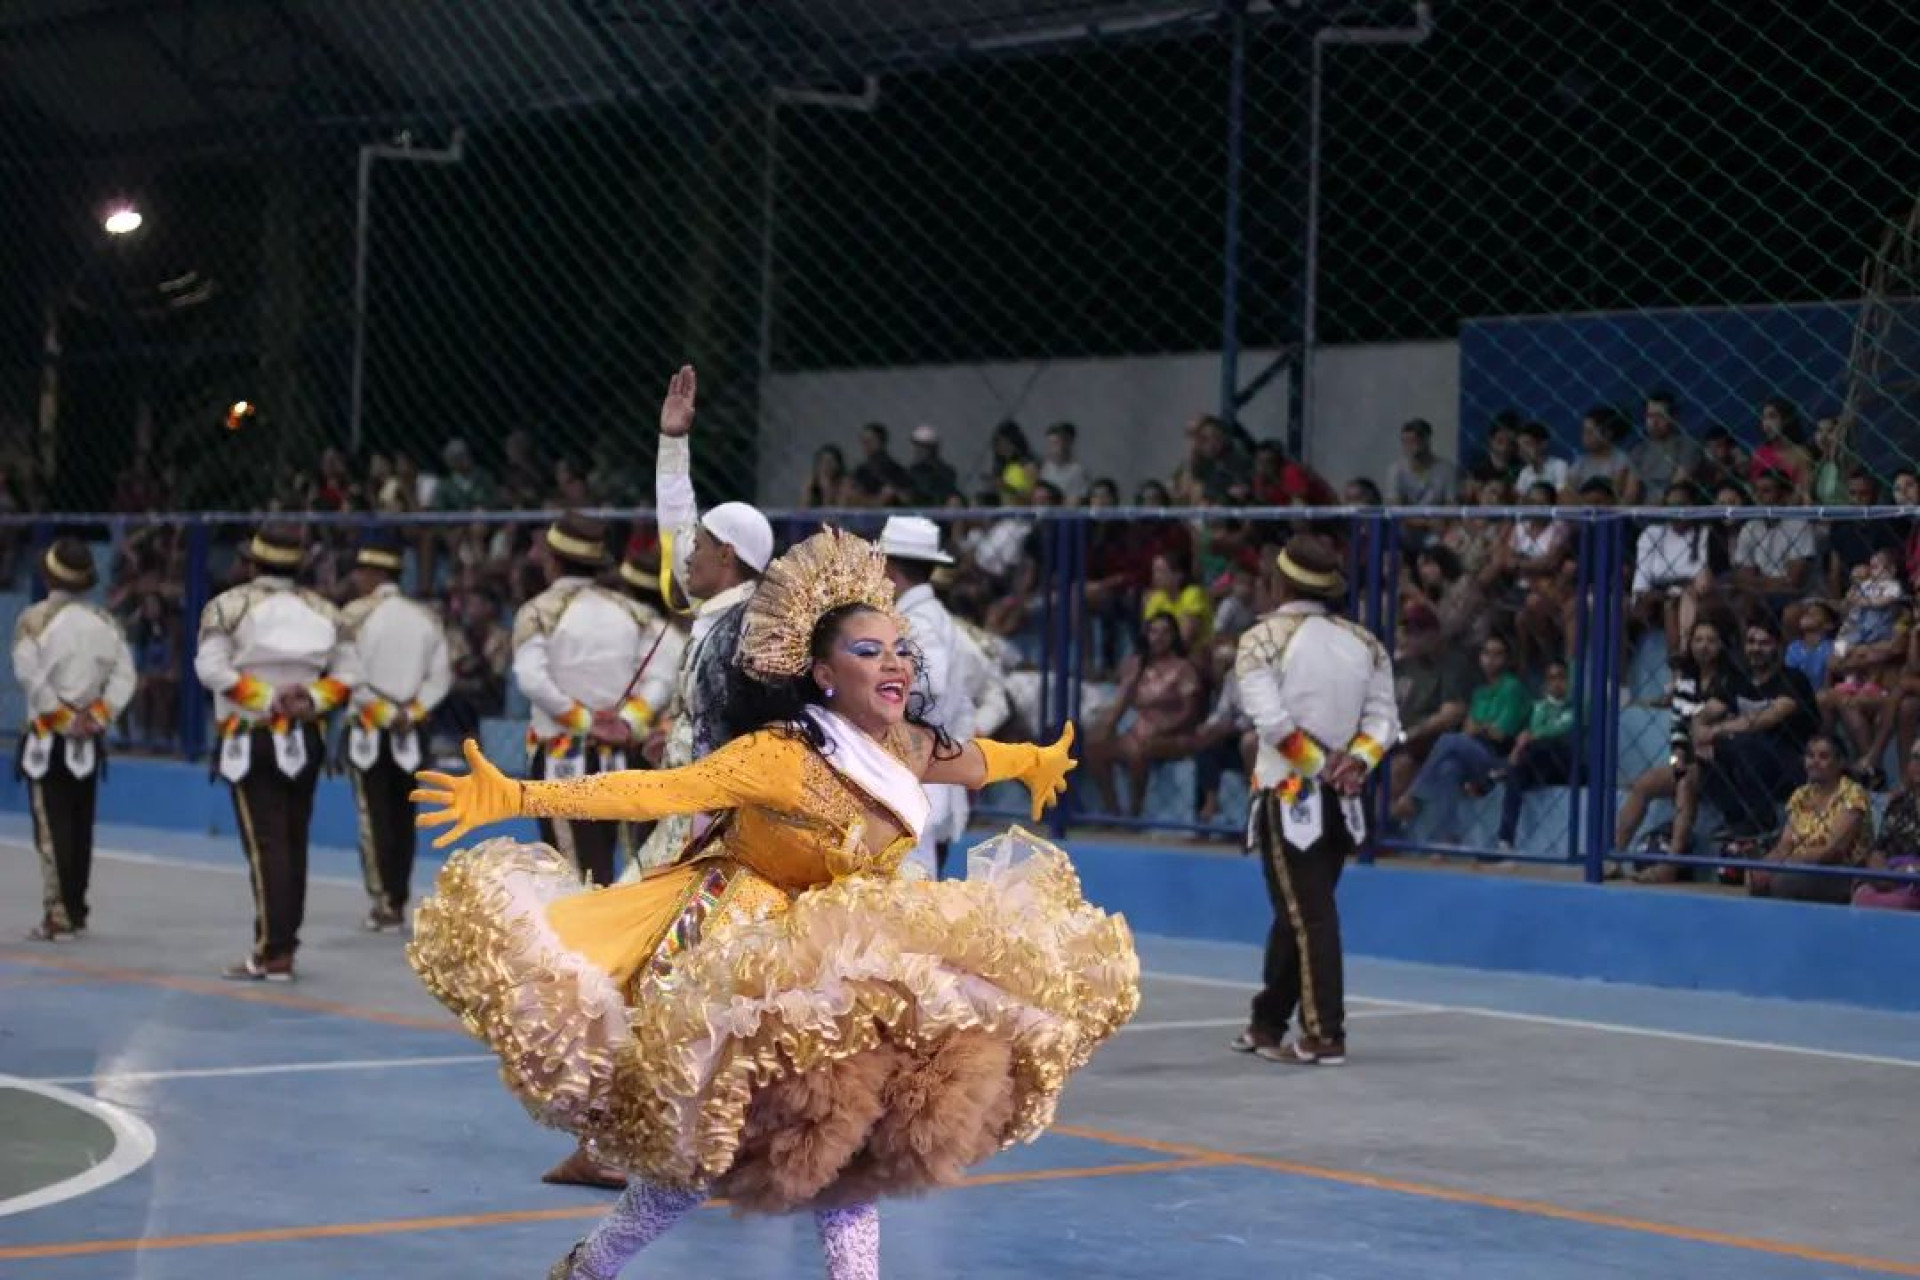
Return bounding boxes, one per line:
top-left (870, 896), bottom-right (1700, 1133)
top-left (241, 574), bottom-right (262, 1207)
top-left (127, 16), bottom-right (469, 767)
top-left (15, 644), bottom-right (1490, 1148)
top-left (34, 1054), bottom-right (497, 1087)
top-left (1143, 969), bottom-right (1920, 1072)
top-left (0, 837), bottom-right (367, 889)
top-left (0, 1075), bottom-right (157, 1217)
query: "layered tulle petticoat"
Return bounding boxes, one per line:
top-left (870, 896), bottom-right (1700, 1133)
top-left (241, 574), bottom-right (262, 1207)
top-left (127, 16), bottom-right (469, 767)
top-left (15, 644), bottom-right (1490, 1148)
top-left (407, 828), bottom-right (1138, 1212)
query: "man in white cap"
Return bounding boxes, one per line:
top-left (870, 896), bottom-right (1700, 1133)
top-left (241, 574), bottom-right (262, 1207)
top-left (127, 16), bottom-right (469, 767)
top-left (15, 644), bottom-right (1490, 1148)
top-left (878, 515), bottom-right (976, 877)
top-left (634, 365), bottom-right (775, 873)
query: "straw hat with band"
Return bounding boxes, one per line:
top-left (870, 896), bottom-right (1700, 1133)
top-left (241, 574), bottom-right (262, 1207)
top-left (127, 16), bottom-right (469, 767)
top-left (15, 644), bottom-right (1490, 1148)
top-left (241, 524), bottom-right (306, 573)
top-left (355, 527), bottom-right (406, 575)
top-left (545, 513), bottom-right (612, 572)
top-left (41, 539), bottom-right (97, 592)
top-left (1275, 535), bottom-right (1346, 600)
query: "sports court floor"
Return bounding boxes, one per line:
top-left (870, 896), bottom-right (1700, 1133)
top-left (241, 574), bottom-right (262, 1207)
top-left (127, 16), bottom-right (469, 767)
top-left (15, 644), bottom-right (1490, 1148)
top-left (3, 814), bottom-right (1918, 1278)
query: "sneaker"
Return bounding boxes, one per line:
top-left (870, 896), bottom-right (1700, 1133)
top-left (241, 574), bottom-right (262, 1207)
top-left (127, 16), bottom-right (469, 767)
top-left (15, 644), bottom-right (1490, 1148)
top-left (221, 955), bottom-right (296, 983)
top-left (1256, 1037), bottom-right (1346, 1066)
top-left (26, 917), bottom-right (77, 942)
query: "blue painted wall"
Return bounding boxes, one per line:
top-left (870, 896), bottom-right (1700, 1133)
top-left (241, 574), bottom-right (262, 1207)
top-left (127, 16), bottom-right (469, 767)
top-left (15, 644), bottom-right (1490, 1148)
top-left (1457, 301), bottom-right (1911, 472)
top-left (7, 757), bottom-right (1916, 1011)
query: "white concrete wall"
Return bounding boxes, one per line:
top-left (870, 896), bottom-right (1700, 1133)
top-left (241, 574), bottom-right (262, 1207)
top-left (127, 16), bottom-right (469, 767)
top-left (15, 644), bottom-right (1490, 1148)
top-left (755, 341), bottom-right (1459, 505)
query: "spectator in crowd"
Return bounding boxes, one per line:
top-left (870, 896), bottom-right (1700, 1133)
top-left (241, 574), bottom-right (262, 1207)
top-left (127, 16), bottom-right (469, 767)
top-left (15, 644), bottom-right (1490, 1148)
top-left (907, 426), bottom-right (960, 507)
top-left (1385, 417), bottom-right (1456, 507)
top-left (1564, 406), bottom-right (1639, 504)
top-left (312, 447), bottom-right (359, 511)
top-left (499, 429), bottom-right (546, 507)
top-left (1821, 548), bottom-right (1909, 786)
top-left (128, 590), bottom-right (180, 748)
top-left (587, 441), bottom-right (641, 507)
top-left (1631, 390), bottom-right (1702, 498)
top-left (851, 422), bottom-right (911, 504)
top-left (433, 439), bottom-right (497, 510)
top-left (981, 419), bottom-right (1035, 496)
top-left (1514, 421), bottom-right (1569, 497)
top-left (802, 444), bottom-right (846, 509)
top-left (1142, 551), bottom-right (1212, 651)
top-left (1211, 563), bottom-right (1259, 641)
top-left (1406, 544), bottom-right (1487, 648)
top-left (550, 456), bottom-right (592, 508)
top-left (1466, 412), bottom-right (1523, 494)
top-left (1696, 616), bottom-right (1822, 838)
top-left (1493, 658), bottom-right (1576, 853)
top-left (111, 449), bottom-right (169, 513)
top-left (1727, 469), bottom-right (1816, 626)
top-left (1391, 633), bottom-right (1530, 841)
top-left (1784, 596), bottom-right (1836, 693)
top-left (1854, 743), bottom-right (1920, 910)
top-left (1694, 425), bottom-right (1750, 499)
top-left (1893, 467), bottom-right (1920, 589)
top-left (1174, 415), bottom-right (1250, 504)
top-left (1344, 477), bottom-right (1384, 506)
top-left (979, 479), bottom-right (1062, 636)
top-left (1440, 479), bottom-right (1506, 582)
top-left (1083, 611), bottom-right (1204, 817)
top-left (383, 454), bottom-right (423, 512)
top-left (1187, 639), bottom-right (1253, 828)
top-left (1747, 735), bottom-right (1870, 904)
top-left (1616, 620), bottom-right (1734, 870)
top-left (1750, 397), bottom-right (1813, 499)
top-left (441, 586), bottom-right (512, 739)
top-left (1826, 470), bottom-right (1902, 600)
top-left (1039, 422), bottom-right (1089, 503)
top-left (1083, 478), bottom-right (1137, 675)
top-left (1251, 439), bottom-right (1336, 508)
top-left (1484, 480), bottom-right (1575, 674)
top-left (1386, 601), bottom-right (1473, 808)
top-left (1630, 482), bottom-right (1713, 652)
top-left (1809, 415), bottom-right (1855, 507)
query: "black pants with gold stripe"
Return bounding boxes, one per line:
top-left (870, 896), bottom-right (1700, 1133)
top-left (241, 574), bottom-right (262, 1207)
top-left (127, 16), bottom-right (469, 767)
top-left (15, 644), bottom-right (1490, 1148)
top-left (26, 737), bottom-right (98, 931)
top-left (530, 746), bottom-right (630, 888)
top-left (1249, 788), bottom-right (1354, 1047)
top-left (351, 743), bottom-right (418, 913)
top-left (228, 725), bottom-right (323, 964)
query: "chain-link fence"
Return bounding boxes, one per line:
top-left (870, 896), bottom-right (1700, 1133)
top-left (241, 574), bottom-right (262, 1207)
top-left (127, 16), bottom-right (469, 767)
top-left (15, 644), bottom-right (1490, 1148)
top-left (3, 1), bottom-right (1918, 524)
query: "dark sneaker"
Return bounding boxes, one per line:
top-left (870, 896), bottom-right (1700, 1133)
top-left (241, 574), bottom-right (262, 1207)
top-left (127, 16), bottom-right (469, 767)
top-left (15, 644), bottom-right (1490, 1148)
top-left (1256, 1037), bottom-right (1347, 1066)
top-left (221, 956), bottom-right (295, 983)
top-left (363, 904), bottom-right (406, 933)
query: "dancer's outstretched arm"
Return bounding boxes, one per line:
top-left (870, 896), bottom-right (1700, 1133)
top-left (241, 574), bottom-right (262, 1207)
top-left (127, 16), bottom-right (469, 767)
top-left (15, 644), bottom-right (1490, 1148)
top-left (919, 722), bottom-right (1076, 822)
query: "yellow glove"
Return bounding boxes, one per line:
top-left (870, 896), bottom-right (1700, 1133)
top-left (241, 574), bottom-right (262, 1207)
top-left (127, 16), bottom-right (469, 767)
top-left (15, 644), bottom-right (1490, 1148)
top-left (412, 739), bottom-right (522, 849)
top-left (977, 722), bottom-right (1077, 822)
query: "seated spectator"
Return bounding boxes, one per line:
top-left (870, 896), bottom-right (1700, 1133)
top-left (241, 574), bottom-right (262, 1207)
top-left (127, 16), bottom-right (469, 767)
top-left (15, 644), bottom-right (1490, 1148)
top-left (1040, 422), bottom-right (1089, 503)
top-left (1440, 481), bottom-right (1506, 582)
top-left (1186, 640), bottom-right (1254, 827)
top-left (851, 422), bottom-right (911, 504)
top-left (1514, 421), bottom-right (1569, 497)
top-left (1344, 477), bottom-right (1384, 506)
top-left (1631, 390), bottom-right (1703, 498)
top-left (1747, 735), bottom-right (1869, 904)
top-left (1748, 397), bottom-right (1814, 499)
top-left (1695, 617), bottom-right (1821, 839)
top-left (1391, 633), bottom-right (1531, 841)
top-left (1482, 481), bottom-right (1575, 674)
top-left (1385, 417), bottom-right (1456, 508)
top-left (1809, 415), bottom-right (1854, 507)
top-left (1563, 406), bottom-right (1640, 504)
top-left (1493, 659), bottom-right (1577, 852)
top-left (1212, 563), bottom-right (1258, 641)
top-left (441, 586), bottom-right (511, 739)
top-left (802, 444), bottom-right (847, 508)
top-left (906, 426), bottom-right (960, 507)
top-left (1174, 415), bottom-right (1251, 504)
top-left (1824, 470), bottom-right (1901, 599)
top-left (1406, 544), bottom-right (1487, 648)
top-left (1083, 612), bottom-right (1204, 817)
top-left (1853, 744), bottom-right (1920, 910)
top-left (1895, 468), bottom-right (1920, 590)
top-left (1821, 550), bottom-right (1909, 785)
top-left (1630, 482), bottom-right (1713, 652)
top-left (1694, 425), bottom-right (1751, 500)
top-left (978, 420), bottom-right (1035, 497)
top-left (1142, 552), bottom-right (1212, 651)
top-left (1467, 412), bottom-right (1522, 494)
top-left (1785, 596), bottom-right (1837, 693)
top-left (1252, 439), bottom-right (1337, 508)
top-left (1616, 620), bottom-right (1735, 870)
top-left (1726, 469), bottom-right (1815, 625)
top-left (1386, 601), bottom-right (1473, 808)
top-left (128, 591), bottom-right (180, 748)
top-left (980, 481), bottom-right (1061, 636)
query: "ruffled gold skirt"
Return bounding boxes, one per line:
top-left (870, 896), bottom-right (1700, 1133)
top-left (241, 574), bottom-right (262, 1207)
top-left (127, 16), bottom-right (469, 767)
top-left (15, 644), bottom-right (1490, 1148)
top-left (406, 829), bottom-right (1139, 1211)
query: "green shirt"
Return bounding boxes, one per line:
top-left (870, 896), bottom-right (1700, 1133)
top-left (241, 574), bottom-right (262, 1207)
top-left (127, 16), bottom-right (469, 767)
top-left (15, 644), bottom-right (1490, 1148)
top-left (1469, 673), bottom-right (1532, 741)
top-left (1528, 694), bottom-right (1574, 740)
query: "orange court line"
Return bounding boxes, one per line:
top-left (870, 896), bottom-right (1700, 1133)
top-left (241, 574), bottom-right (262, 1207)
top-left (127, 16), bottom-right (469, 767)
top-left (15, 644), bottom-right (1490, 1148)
top-left (0, 972), bottom-right (108, 990)
top-left (0, 947), bottom-right (458, 1034)
top-left (1053, 1123), bottom-right (1920, 1278)
top-left (0, 1159), bottom-right (1212, 1260)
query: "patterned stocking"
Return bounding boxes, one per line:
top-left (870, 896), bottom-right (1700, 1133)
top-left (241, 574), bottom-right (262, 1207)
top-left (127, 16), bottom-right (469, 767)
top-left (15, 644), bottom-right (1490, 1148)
top-left (814, 1203), bottom-right (881, 1280)
top-left (569, 1181), bottom-right (706, 1279)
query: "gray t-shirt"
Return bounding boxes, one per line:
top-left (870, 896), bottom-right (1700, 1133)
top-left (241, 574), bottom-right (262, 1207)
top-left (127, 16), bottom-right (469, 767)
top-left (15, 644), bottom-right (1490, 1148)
top-left (1631, 433), bottom-right (1704, 495)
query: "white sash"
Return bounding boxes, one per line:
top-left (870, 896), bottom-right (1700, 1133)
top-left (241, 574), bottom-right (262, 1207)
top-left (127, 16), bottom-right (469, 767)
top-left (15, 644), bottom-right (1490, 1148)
top-left (21, 732), bottom-right (52, 781)
top-left (804, 707), bottom-right (929, 840)
top-left (1280, 785), bottom-right (1324, 847)
top-left (273, 727), bottom-right (309, 778)
top-left (347, 723), bottom-right (380, 771)
top-left (219, 731), bottom-right (252, 783)
top-left (64, 736), bottom-right (96, 780)
top-left (389, 727), bottom-right (422, 773)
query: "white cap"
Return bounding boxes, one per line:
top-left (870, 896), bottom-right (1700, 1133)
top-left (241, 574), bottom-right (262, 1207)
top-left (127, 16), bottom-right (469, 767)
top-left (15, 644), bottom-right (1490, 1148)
top-left (877, 515), bottom-right (953, 565)
top-left (910, 424), bottom-right (939, 446)
top-left (701, 502), bottom-right (775, 574)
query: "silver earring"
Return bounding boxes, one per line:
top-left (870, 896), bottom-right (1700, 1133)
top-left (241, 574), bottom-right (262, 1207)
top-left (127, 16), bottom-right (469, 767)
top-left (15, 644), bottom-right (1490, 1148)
top-left (824, 687), bottom-right (835, 699)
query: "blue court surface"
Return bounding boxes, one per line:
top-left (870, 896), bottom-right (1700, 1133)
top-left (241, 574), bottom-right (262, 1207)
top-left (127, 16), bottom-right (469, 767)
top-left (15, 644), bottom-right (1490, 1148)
top-left (3, 817), bottom-right (1919, 1278)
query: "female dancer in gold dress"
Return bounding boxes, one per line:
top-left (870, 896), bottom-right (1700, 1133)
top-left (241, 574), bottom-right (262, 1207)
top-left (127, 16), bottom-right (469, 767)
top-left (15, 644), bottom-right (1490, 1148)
top-left (407, 528), bottom-right (1139, 1279)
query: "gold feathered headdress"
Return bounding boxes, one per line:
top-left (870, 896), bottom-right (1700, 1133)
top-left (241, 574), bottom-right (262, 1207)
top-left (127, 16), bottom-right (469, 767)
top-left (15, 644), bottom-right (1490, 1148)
top-left (739, 528), bottom-right (900, 683)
